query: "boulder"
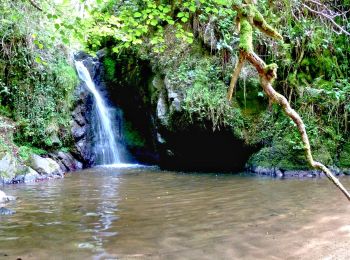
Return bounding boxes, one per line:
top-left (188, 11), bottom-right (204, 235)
top-left (28, 154), bottom-right (62, 177)
top-left (49, 151), bottom-right (83, 172)
top-left (0, 190), bottom-right (16, 203)
top-left (8, 166), bottom-right (41, 184)
top-left (24, 167), bottom-right (41, 182)
top-left (0, 207), bottom-right (15, 215)
top-left (0, 190), bottom-right (7, 203)
top-left (0, 153), bottom-right (18, 182)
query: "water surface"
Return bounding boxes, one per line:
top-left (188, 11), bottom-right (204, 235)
top-left (1, 167), bottom-right (349, 259)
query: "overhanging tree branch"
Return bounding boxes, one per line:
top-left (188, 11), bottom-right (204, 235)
top-left (227, 1), bottom-right (350, 201)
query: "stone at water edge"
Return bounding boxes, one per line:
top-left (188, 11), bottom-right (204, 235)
top-left (0, 190), bottom-right (16, 203)
top-left (23, 167), bottom-right (41, 183)
top-left (0, 153), bottom-right (18, 182)
top-left (28, 154), bottom-right (63, 177)
top-left (0, 207), bottom-right (15, 215)
top-left (0, 190), bottom-right (6, 202)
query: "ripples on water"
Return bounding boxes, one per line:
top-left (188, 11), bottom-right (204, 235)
top-left (0, 166), bottom-right (349, 259)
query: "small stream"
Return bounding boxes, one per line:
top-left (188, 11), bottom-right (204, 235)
top-left (1, 167), bottom-right (349, 259)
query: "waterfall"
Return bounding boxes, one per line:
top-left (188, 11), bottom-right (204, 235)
top-left (75, 61), bottom-right (121, 165)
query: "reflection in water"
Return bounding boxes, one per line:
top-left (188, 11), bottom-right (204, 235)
top-left (0, 167), bottom-right (349, 259)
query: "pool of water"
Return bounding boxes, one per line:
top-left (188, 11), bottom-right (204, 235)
top-left (1, 166), bottom-right (350, 259)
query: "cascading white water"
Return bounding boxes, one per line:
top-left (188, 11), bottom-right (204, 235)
top-left (75, 61), bottom-right (121, 165)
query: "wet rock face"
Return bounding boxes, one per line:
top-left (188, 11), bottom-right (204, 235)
top-left (164, 75), bottom-right (184, 112)
top-left (71, 96), bottom-right (93, 166)
top-left (150, 74), bottom-right (257, 172)
top-left (70, 51), bottom-right (98, 167)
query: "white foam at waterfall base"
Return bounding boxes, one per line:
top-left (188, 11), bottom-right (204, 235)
top-left (98, 163), bottom-right (143, 168)
top-left (75, 61), bottom-right (122, 165)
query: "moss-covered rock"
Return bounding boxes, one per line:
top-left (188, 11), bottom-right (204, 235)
top-left (0, 153), bottom-right (18, 181)
top-left (339, 142), bottom-right (350, 168)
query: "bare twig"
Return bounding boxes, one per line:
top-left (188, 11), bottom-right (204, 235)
top-left (27, 0), bottom-right (43, 12)
top-left (302, 2), bottom-right (350, 36)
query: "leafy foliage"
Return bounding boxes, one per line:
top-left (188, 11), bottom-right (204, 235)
top-left (1, 0), bottom-right (350, 170)
top-left (85, 0), bottom-right (236, 53)
top-left (0, 1), bottom-right (78, 149)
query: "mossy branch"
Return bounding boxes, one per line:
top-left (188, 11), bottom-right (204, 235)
top-left (227, 3), bottom-right (350, 201)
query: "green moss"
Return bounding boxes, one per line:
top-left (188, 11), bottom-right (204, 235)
top-left (339, 142), bottom-right (350, 168)
top-left (123, 122), bottom-right (146, 148)
top-left (248, 141), bottom-right (309, 170)
top-left (103, 57), bottom-right (116, 81)
top-left (0, 1), bottom-right (78, 151)
top-left (264, 63), bottom-right (278, 73)
top-left (18, 145), bottom-right (46, 162)
top-left (264, 63), bottom-right (278, 80)
top-left (239, 18), bottom-right (253, 52)
top-left (166, 56), bottom-right (245, 134)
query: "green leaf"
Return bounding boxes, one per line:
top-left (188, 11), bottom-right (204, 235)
top-left (150, 19), bottom-right (158, 26)
top-left (134, 12), bottom-right (142, 17)
top-left (181, 17), bottom-right (188, 23)
top-left (177, 12), bottom-right (184, 18)
top-left (151, 38), bottom-right (158, 44)
top-left (133, 39), bottom-right (143, 44)
top-left (35, 56), bottom-right (42, 63)
top-left (62, 38), bottom-right (69, 44)
top-left (163, 7), bottom-right (171, 13)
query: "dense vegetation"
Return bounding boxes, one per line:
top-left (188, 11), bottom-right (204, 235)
top-left (84, 0), bottom-right (349, 170)
top-left (0, 0), bottom-right (349, 171)
top-left (0, 1), bottom-right (79, 157)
